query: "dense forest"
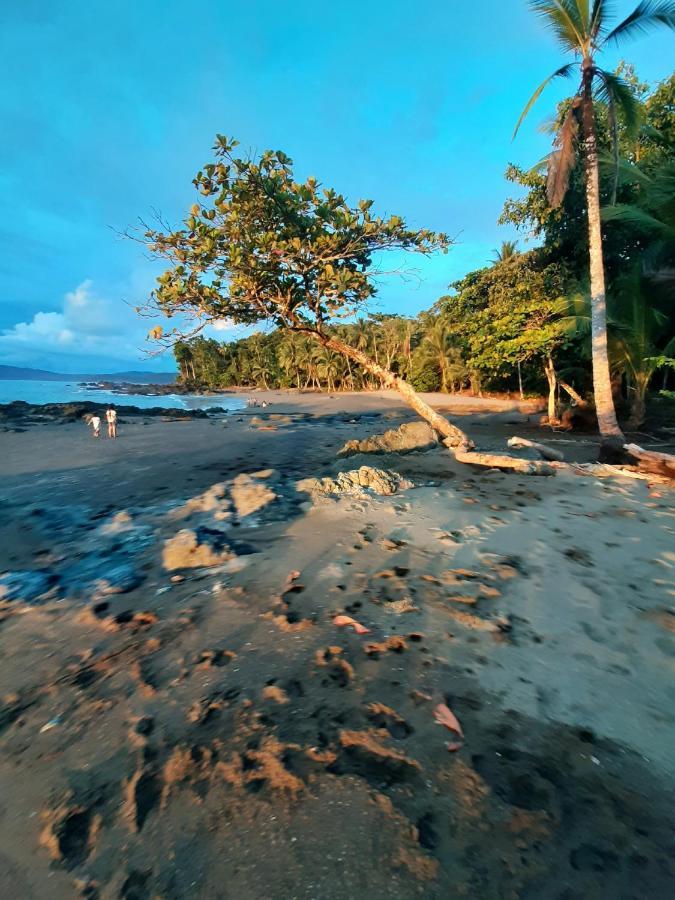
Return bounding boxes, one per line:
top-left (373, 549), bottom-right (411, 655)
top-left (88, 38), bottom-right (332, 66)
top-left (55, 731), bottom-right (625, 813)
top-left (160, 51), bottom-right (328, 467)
top-left (171, 70), bottom-right (673, 430)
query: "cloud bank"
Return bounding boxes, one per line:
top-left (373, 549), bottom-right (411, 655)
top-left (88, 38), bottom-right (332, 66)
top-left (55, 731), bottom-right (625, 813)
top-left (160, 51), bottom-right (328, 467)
top-left (0, 280), bottom-right (174, 373)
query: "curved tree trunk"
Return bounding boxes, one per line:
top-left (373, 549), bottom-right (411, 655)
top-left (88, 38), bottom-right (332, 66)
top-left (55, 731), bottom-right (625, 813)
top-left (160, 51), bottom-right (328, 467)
top-left (581, 69), bottom-right (625, 445)
top-left (319, 333), bottom-right (472, 448)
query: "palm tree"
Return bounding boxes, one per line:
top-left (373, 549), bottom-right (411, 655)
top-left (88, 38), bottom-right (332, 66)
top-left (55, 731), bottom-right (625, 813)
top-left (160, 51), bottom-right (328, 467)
top-left (423, 319), bottom-right (464, 393)
top-left (492, 240), bottom-right (519, 263)
top-left (514, 0), bottom-right (675, 448)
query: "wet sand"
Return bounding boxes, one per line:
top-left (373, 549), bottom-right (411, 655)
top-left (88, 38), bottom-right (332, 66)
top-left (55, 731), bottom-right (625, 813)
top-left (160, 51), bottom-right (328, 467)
top-left (1, 391), bottom-right (674, 899)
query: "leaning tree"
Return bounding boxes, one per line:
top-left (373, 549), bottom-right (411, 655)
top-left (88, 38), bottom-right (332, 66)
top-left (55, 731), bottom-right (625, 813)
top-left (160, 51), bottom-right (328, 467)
top-left (137, 137), bottom-right (552, 473)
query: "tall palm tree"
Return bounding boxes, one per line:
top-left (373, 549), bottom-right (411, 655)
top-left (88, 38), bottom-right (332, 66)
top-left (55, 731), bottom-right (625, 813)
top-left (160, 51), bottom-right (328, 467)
top-left (492, 240), bottom-right (519, 263)
top-left (514, 0), bottom-right (675, 447)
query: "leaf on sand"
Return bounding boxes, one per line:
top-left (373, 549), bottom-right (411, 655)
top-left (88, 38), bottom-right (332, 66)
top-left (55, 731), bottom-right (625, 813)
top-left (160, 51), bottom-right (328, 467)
top-left (433, 702), bottom-right (464, 751)
top-left (333, 614), bottom-right (371, 634)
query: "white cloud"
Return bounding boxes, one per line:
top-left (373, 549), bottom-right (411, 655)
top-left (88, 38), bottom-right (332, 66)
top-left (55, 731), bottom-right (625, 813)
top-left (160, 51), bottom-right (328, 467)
top-left (0, 279), bottom-right (173, 372)
top-left (210, 318), bottom-right (235, 332)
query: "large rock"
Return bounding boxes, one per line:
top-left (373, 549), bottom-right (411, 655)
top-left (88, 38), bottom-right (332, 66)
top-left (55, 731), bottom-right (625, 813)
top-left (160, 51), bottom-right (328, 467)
top-left (162, 527), bottom-right (238, 570)
top-left (230, 471), bottom-right (277, 518)
top-left (338, 421), bottom-right (437, 457)
top-left (171, 483), bottom-right (231, 522)
top-left (298, 466), bottom-right (413, 497)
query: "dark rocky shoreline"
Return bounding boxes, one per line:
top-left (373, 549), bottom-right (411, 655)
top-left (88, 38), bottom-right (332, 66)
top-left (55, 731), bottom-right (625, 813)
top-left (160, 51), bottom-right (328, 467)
top-left (78, 380), bottom-right (216, 397)
top-left (0, 400), bottom-right (214, 425)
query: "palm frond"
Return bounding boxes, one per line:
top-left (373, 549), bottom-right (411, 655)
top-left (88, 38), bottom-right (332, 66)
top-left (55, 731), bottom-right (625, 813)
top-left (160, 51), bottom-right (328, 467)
top-left (575, 0), bottom-right (591, 31)
top-left (598, 152), bottom-right (651, 188)
top-left (513, 63), bottom-right (576, 139)
top-left (602, 203), bottom-right (675, 236)
top-left (602, 0), bottom-right (675, 45)
top-left (547, 97), bottom-right (582, 207)
top-left (590, 0), bottom-right (610, 38)
top-left (530, 1), bottom-right (587, 49)
top-left (594, 69), bottom-right (642, 138)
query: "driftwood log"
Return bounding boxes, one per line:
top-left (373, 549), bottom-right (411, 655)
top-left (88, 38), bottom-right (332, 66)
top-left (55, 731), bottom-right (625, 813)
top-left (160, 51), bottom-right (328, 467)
top-left (623, 444), bottom-right (675, 479)
top-left (507, 436), bottom-right (565, 462)
top-left (450, 443), bottom-right (556, 476)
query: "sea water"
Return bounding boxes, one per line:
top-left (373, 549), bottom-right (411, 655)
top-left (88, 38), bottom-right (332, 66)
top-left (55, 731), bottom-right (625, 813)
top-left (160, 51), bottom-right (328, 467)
top-left (0, 380), bottom-right (246, 412)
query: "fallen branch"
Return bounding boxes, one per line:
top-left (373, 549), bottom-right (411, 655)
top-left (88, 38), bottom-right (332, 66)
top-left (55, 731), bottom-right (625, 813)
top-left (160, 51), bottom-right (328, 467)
top-left (507, 436), bottom-right (565, 462)
top-left (559, 381), bottom-right (589, 408)
top-left (623, 443), bottom-right (675, 480)
top-left (451, 444), bottom-right (556, 475)
top-left (552, 461), bottom-right (673, 484)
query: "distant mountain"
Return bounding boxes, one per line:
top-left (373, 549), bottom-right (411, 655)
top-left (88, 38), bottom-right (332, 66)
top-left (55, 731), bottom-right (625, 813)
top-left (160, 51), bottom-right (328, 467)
top-left (0, 365), bottom-right (175, 384)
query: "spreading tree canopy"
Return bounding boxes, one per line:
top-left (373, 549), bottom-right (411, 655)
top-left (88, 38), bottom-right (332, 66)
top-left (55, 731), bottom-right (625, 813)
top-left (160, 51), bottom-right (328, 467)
top-left (142, 137), bottom-right (449, 342)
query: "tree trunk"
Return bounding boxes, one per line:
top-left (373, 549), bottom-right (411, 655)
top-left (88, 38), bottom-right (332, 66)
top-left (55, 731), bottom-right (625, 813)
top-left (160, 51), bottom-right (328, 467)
top-left (318, 333), bottom-right (472, 448)
top-left (581, 67), bottom-right (624, 445)
top-left (517, 360), bottom-right (524, 400)
top-left (559, 381), bottom-right (588, 409)
top-left (544, 356), bottom-right (558, 424)
top-left (627, 379), bottom-right (647, 429)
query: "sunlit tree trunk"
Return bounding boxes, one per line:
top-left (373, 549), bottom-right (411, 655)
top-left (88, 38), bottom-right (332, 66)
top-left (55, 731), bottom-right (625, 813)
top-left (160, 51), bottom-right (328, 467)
top-left (582, 64), bottom-right (624, 444)
top-left (544, 355), bottom-right (558, 423)
top-left (317, 333), bottom-right (472, 448)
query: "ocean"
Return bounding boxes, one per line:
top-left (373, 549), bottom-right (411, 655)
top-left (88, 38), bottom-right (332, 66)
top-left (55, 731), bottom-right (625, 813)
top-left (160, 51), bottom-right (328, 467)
top-left (0, 380), bottom-right (246, 412)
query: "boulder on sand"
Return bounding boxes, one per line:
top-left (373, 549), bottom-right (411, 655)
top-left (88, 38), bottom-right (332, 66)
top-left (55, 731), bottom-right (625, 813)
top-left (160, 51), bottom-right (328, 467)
top-left (338, 421), bottom-right (437, 457)
top-left (298, 466), bottom-right (413, 497)
top-left (162, 527), bottom-right (238, 571)
top-left (230, 471), bottom-right (277, 518)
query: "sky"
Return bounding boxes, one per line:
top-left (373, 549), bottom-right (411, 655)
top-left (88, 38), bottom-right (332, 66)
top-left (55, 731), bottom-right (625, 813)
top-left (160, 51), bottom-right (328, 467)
top-left (0, 1), bottom-right (672, 373)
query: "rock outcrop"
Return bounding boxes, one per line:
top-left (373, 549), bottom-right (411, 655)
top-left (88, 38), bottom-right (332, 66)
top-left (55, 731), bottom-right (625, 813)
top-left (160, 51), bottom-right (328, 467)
top-left (298, 466), bottom-right (413, 497)
top-left (338, 421), bottom-right (437, 457)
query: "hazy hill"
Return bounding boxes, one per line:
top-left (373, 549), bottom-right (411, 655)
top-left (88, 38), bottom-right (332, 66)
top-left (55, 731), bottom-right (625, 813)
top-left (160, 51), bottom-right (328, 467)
top-left (0, 365), bottom-right (175, 384)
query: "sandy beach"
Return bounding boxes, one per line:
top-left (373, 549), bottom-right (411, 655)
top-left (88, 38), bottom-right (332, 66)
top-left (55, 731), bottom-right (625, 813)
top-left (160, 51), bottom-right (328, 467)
top-left (1, 390), bottom-right (674, 899)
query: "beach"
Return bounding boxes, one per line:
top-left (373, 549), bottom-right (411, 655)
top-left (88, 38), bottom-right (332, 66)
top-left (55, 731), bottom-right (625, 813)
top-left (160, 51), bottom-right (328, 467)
top-left (1, 390), bottom-right (674, 899)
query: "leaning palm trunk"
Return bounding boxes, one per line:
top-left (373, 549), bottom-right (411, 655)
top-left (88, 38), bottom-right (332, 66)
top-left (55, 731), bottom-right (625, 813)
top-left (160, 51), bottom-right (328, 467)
top-left (581, 67), bottom-right (625, 444)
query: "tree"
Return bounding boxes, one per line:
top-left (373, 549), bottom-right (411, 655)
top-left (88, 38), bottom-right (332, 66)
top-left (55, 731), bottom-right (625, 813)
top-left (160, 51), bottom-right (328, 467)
top-left (440, 251), bottom-right (573, 420)
top-left (492, 240), bottom-right (519, 263)
top-left (139, 138), bottom-right (560, 472)
top-left (514, 0), bottom-right (675, 448)
top-left (140, 137), bottom-right (474, 449)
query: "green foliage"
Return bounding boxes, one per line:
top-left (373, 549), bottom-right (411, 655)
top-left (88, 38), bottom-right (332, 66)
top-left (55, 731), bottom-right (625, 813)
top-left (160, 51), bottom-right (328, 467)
top-left (437, 252), bottom-right (573, 387)
top-left (143, 139), bottom-right (449, 343)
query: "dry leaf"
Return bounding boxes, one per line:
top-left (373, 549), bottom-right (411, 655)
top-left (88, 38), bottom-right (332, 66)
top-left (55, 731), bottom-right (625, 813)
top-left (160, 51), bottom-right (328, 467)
top-left (333, 614), bottom-right (371, 635)
top-left (433, 702), bottom-right (464, 751)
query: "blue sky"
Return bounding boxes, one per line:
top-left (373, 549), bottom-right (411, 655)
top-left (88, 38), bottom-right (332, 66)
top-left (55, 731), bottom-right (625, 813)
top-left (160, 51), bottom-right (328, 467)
top-left (0, 0), bottom-right (672, 372)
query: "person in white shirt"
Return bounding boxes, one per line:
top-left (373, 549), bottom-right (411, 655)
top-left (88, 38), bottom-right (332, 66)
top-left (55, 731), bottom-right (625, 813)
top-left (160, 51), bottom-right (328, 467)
top-left (106, 407), bottom-right (117, 438)
top-left (90, 415), bottom-right (101, 438)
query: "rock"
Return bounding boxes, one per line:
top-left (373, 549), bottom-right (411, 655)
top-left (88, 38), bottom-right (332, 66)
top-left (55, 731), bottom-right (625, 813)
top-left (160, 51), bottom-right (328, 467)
top-left (338, 421), bottom-right (437, 457)
top-left (162, 527), bottom-right (238, 570)
top-left (89, 562), bottom-right (145, 597)
top-left (230, 472), bottom-right (277, 518)
top-left (0, 570), bottom-right (57, 603)
top-left (299, 466), bottom-right (413, 497)
top-left (60, 556), bottom-right (144, 598)
top-left (172, 483), bottom-right (231, 521)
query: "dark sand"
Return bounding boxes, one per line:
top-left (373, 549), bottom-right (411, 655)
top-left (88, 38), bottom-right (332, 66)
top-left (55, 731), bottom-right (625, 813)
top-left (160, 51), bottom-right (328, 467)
top-left (1, 391), bottom-right (674, 899)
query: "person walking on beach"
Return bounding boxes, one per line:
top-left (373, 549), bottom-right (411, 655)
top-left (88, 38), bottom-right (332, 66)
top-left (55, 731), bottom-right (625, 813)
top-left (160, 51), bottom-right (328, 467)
top-left (90, 414), bottom-right (101, 438)
top-left (106, 406), bottom-right (117, 438)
